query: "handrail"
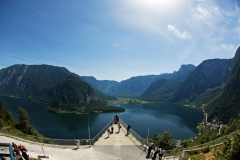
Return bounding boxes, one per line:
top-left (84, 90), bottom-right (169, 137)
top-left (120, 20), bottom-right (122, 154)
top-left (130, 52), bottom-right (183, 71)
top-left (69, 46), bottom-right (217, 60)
top-left (178, 132), bottom-right (231, 151)
top-left (119, 119), bottom-right (149, 146)
top-left (0, 121), bottom-right (235, 148)
top-left (91, 119), bottom-right (114, 145)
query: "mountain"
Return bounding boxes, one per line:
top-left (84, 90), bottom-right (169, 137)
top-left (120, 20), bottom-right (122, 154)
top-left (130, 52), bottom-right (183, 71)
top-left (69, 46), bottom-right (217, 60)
top-left (140, 64), bottom-right (196, 102)
top-left (112, 74), bottom-right (173, 97)
top-left (80, 76), bottom-right (119, 96)
top-left (82, 74), bottom-right (173, 98)
top-left (0, 64), bottom-right (73, 102)
top-left (172, 59), bottom-right (233, 105)
top-left (205, 47), bottom-right (240, 123)
top-left (0, 64), bottom-right (124, 113)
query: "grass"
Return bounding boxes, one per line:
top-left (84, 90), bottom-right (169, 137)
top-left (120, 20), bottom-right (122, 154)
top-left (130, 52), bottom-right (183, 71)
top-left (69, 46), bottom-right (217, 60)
top-left (164, 149), bottom-right (182, 157)
top-left (185, 150), bottom-right (216, 160)
top-left (1, 128), bottom-right (54, 144)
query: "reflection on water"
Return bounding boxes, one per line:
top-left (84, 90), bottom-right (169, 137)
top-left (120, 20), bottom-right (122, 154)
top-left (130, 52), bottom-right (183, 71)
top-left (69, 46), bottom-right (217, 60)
top-left (0, 95), bottom-right (203, 140)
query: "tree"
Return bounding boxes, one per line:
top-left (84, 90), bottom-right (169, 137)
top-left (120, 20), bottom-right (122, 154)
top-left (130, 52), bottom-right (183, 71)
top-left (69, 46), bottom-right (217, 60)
top-left (181, 139), bottom-right (192, 148)
top-left (0, 100), bottom-right (17, 127)
top-left (17, 107), bottom-right (34, 134)
top-left (153, 131), bottom-right (175, 150)
top-left (215, 131), bottom-right (240, 159)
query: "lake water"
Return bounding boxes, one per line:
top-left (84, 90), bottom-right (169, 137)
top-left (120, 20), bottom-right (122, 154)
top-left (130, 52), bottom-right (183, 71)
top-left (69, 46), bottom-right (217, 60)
top-left (0, 95), bottom-right (203, 140)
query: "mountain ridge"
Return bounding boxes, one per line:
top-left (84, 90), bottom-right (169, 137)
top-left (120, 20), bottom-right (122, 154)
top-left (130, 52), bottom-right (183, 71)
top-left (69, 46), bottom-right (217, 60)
top-left (205, 47), bottom-right (240, 123)
top-left (0, 64), bottom-right (124, 113)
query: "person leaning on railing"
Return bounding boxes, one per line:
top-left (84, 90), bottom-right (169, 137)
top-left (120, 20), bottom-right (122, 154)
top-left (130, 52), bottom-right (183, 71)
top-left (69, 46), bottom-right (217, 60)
top-left (147, 141), bottom-right (155, 157)
top-left (75, 138), bottom-right (80, 149)
top-left (19, 144), bottom-right (29, 160)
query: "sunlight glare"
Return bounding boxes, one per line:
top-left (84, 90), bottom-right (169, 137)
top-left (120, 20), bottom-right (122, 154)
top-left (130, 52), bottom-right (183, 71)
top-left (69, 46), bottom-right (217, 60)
top-left (136, 0), bottom-right (180, 12)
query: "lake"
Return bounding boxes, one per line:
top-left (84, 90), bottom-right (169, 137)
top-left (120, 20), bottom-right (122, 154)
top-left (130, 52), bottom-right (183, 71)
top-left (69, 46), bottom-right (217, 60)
top-left (0, 95), bottom-right (203, 140)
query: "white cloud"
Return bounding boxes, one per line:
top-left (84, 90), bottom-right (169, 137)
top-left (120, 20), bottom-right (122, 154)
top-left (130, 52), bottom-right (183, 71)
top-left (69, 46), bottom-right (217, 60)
top-left (0, 66), bottom-right (4, 69)
top-left (220, 44), bottom-right (237, 53)
top-left (111, 43), bottom-right (120, 48)
top-left (210, 43), bottom-right (238, 57)
top-left (111, 43), bottom-right (128, 50)
top-left (167, 25), bottom-right (191, 39)
top-left (236, 27), bottom-right (240, 39)
top-left (109, 0), bottom-right (187, 36)
top-left (194, 5), bottom-right (212, 22)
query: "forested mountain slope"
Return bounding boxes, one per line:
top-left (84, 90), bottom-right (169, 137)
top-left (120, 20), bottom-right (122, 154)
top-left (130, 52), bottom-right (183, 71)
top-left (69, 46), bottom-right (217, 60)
top-left (0, 64), bottom-right (123, 113)
top-left (140, 64), bottom-right (196, 102)
top-left (172, 58), bottom-right (233, 105)
top-left (205, 47), bottom-right (240, 123)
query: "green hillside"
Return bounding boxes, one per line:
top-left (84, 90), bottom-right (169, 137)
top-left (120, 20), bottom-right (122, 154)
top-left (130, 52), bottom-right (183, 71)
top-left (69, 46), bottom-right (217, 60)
top-left (172, 59), bottom-right (233, 104)
top-left (140, 64), bottom-right (196, 102)
top-left (0, 64), bottom-right (124, 113)
top-left (205, 47), bottom-right (240, 123)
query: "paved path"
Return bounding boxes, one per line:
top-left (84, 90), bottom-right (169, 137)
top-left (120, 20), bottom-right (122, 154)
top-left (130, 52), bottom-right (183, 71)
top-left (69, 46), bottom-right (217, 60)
top-left (94, 123), bottom-right (141, 146)
top-left (0, 125), bottom-right (179, 160)
top-left (0, 135), bottom-right (92, 160)
top-left (92, 123), bottom-right (147, 160)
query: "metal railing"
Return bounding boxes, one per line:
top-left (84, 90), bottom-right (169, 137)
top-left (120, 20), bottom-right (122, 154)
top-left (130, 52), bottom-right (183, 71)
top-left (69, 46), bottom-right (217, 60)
top-left (91, 119), bottom-right (114, 145)
top-left (0, 121), bottom-right (234, 150)
top-left (119, 119), bottom-right (149, 146)
top-left (0, 131), bottom-right (93, 146)
top-left (49, 138), bottom-right (92, 145)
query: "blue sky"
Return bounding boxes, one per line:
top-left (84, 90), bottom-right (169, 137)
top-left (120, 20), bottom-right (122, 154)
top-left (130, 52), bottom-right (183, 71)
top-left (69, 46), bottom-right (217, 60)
top-left (0, 0), bottom-right (240, 81)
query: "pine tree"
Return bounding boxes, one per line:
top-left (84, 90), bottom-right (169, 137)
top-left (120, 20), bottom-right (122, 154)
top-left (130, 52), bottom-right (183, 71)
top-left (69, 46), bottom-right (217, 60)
top-left (153, 130), bottom-right (175, 149)
top-left (0, 100), bottom-right (17, 127)
top-left (17, 107), bottom-right (33, 134)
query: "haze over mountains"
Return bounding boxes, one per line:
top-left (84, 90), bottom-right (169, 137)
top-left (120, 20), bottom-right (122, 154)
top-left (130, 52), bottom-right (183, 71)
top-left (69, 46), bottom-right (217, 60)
top-left (0, 47), bottom-right (239, 123)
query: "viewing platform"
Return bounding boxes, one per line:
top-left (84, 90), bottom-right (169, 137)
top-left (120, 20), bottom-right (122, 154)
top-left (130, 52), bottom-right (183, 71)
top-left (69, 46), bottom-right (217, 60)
top-left (94, 123), bottom-right (141, 146)
top-left (0, 118), bottom-right (184, 160)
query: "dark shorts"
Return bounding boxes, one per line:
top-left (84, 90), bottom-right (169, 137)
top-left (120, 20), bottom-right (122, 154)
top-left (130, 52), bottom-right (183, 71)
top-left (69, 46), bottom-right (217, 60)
top-left (159, 153), bottom-right (163, 157)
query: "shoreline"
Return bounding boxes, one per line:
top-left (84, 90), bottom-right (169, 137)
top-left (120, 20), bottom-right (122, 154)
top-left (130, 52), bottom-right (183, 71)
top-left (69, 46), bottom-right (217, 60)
top-left (0, 93), bottom-right (49, 105)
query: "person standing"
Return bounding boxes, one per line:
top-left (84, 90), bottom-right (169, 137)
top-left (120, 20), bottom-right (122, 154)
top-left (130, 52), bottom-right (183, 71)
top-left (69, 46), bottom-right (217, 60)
top-left (158, 147), bottom-right (166, 160)
top-left (127, 124), bottom-right (131, 135)
top-left (107, 129), bottom-right (110, 138)
top-left (154, 146), bottom-right (160, 158)
top-left (111, 124), bottom-right (114, 134)
top-left (147, 141), bottom-right (155, 157)
top-left (118, 123), bottom-right (121, 133)
top-left (75, 137), bottom-right (80, 149)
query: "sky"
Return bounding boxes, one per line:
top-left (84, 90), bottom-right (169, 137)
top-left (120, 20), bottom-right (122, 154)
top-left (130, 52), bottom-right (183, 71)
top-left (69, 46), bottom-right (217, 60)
top-left (0, 0), bottom-right (240, 82)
